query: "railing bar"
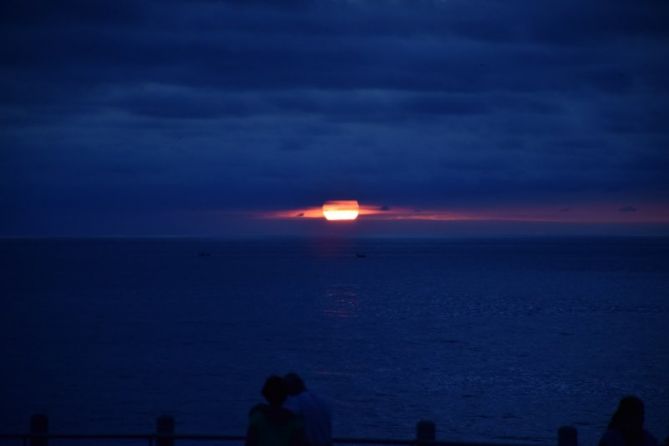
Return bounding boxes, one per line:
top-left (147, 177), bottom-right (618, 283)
top-left (0, 434), bottom-right (543, 446)
top-left (334, 440), bottom-right (414, 445)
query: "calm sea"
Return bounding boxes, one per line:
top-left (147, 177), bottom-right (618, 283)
top-left (1, 238), bottom-right (668, 445)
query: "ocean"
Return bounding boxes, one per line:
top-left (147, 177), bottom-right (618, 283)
top-left (1, 238), bottom-right (668, 445)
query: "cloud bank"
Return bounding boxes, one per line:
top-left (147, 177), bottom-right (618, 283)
top-left (2, 0), bottom-right (668, 235)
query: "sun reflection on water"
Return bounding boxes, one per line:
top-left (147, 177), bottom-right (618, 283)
top-left (323, 284), bottom-right (360, 319)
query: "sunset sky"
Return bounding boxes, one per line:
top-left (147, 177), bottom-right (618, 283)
top-left (2, 0), bottom-right (668, 236)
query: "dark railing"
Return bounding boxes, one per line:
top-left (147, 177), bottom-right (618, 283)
top-left (0, 415), bottom-right (579, 446)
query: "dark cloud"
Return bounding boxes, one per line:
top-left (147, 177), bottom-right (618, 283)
top-left (110, 87), bottom-right (259, 120)
top-left (2, 0), bottom-right (669, 235)
top-left (619, 206), bottom-right (638, 213)
top-left (278, 140), bottom-right (310, 152)
top-left (0, 0), bottom-right (144, 26)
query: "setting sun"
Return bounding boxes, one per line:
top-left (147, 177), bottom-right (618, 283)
top-left (322, 200), bottom-right (360, 221)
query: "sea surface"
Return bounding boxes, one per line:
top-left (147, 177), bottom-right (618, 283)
top-left (1, 238), bottom-right (668, 445)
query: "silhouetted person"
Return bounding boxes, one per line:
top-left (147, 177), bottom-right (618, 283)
top-left (284, 373), bottom-right (332, 446)
top-left (246, 375), bottom-right (305, 446)
top-left (599, 396), bottom-right (658, 446)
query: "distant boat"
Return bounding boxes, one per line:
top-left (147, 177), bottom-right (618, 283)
top-left (355, 253), bottom-right (367, 258)
top-left (198, 252), bottom-right (212, 257)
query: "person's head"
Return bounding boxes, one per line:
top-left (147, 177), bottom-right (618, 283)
top-left (262, 375), bottom-right (288, 407)
top-left (609, 395), bottom-right (645, 431)
top-left (284, 373), bottom-right (306, 396)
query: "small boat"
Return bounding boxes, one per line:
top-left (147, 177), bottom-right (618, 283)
top-left (355, 253), bottom-right (367, 258)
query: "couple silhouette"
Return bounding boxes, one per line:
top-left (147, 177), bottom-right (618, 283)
top-left (246, 373), bottom-right (332, 446)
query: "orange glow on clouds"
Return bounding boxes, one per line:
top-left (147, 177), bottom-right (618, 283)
top-left (262, 203), bottom-right (468, 221)
top-left (258, 202), bottom-right (669, 224)
top-left (322, 200), bottom-right (359, 221)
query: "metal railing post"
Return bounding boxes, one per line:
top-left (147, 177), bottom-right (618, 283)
top-left (558, 426), bottom-right (577, 446)
top-left (156, 415), bottom-right (175, 446)
top-left (416, 420), bottom-right (436, 445)
top-left (29, 414), bottom-right (48, 446)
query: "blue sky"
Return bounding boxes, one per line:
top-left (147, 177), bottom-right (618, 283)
top-left (2, 0), bottom-right (668, 236)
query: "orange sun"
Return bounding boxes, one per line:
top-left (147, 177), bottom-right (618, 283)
top-left (322, 200), bottom-right (360, 221)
